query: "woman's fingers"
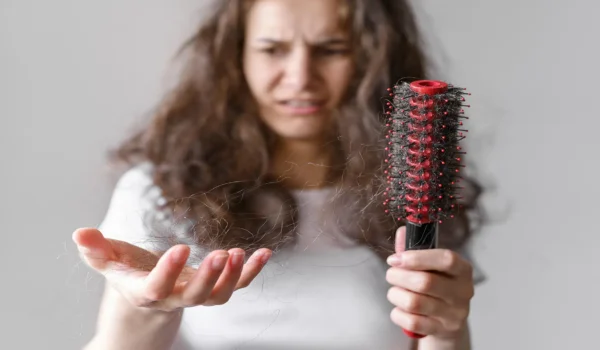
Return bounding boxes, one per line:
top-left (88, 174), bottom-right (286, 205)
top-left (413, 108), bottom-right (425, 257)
top-left (143, 245), bottom-right (190, 300)
top-left (178, 248), bottom-right (271, 307)
top-left (390, 307), bottom-right (441, 336)
top-left (207, 248), bottom-right (246, 305)
top-left (235, 249), bottom-right (272, 289)
top-left (180, 250), bottom-right (229, 306)
top-left (72, 228), bottom-right (117, 270)
top-left (389, 249), bottom-right (471, 277)
top-left (386, 268), bottom-right (466, 304)
top-left (387, 286), bottom-right (459, 320)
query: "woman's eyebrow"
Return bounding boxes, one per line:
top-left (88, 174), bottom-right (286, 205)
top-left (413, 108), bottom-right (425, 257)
top-left (255, 38), bottom-right (284, 44)
top-left (313, 37), bottom-right (349, 45)
top-left (255, 37), bottom-right (348, 45)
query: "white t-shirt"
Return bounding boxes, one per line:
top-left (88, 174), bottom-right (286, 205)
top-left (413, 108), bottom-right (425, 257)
top-left (99, 164), bottom-right (413, 350)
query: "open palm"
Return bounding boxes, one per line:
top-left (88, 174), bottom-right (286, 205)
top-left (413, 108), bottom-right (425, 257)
top-left (73, 228), bottom-right (272, 312)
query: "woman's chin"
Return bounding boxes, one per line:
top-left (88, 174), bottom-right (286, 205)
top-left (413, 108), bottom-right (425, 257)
top-left (268, 120), bottom-right (331, 142)
top-left (277, 131), bottom-right (324, 142)
top-left (268, 126), bottom-right (325, 142)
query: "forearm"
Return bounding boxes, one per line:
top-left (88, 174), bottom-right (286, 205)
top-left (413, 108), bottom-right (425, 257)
top-left (85, 285), bottom-right (183, 350)
top-left (85, 311), bottom-right (182, 350)
top-left (417, 324), bottom-right (471, 350)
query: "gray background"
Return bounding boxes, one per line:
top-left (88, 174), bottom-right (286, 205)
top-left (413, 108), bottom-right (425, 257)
top-left (1, 0), bottom-right (598, 349)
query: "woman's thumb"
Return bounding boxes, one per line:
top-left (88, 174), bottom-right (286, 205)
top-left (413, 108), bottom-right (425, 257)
top-left (72, 228), bottom-right (116, 270)
top-left (394, 226), bottom-right (406, 254)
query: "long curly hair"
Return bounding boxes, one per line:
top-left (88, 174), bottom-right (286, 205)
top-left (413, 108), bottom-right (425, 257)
top-left (110, 0), bottom-right (484, 261)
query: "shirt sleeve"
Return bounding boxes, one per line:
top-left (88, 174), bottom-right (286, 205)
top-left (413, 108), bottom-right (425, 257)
top-left (97, 163), bottom-right (162, 251)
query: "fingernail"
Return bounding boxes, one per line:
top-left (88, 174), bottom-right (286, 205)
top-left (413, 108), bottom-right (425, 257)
top-left (212, 254), bottom-right (228, 270)
top-left (387, 254), bottom-right (403, 266)
top-left (231, 252), bottom-right (244, 267)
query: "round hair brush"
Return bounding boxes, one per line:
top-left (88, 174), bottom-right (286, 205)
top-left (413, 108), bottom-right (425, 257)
top-left (382, 80), bottom-right (470, 339)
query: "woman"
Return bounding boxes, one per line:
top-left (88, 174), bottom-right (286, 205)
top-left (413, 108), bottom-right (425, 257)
top-left (73, 0), bottom-right (482, 349)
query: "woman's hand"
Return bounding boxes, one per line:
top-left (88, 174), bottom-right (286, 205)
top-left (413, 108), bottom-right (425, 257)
top-left (72, 228), bottom-right (272, 313)
top-left (385, 226), bottom-right (474, 341)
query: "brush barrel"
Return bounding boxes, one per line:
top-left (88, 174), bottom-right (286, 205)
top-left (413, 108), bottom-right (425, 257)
top-left (403, 80), bottom-right (448, 225)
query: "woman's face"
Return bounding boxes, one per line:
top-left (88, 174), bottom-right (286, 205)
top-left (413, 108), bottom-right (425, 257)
top-left (243, 0), bottom-right (354, 142)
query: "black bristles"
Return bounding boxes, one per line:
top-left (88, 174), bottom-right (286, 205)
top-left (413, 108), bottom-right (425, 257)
top-left (383, 81), bottom-right (467, 224)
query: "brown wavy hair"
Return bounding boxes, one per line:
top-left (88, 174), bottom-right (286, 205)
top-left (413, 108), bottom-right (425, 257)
top-left (110, 0), bottom-right (484, 261)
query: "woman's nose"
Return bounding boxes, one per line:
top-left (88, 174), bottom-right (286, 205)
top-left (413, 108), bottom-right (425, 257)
top-left (283, 49), bottom-right (314, 91)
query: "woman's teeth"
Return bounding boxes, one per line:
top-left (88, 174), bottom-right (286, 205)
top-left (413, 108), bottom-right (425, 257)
top-left (284, 100), bottom-right (318, 107)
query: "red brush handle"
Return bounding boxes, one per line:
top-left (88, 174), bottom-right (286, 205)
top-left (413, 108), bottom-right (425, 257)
top-left (404, 330), bottom-right (427, 339)
top-left (402, 222), bottom-right (438, 339)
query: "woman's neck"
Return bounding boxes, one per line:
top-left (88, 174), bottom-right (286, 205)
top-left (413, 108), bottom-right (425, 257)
top-left (269, 138), bottom-right (334, 190)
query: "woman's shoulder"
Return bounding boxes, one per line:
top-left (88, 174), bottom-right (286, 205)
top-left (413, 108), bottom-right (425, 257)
top-left (106, 162), bottom-right (164, 218)
top-left (112, 161), bottom-right (157, 193)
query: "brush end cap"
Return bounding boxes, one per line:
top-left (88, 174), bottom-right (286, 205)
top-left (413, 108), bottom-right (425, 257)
top-left (410, 80), bottom-right (448, 95)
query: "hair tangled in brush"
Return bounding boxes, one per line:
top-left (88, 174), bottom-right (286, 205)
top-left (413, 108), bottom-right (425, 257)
top-left (384, 81), bottom-right (471, 225)
top-left (108, 0), bottom-right (484, 261)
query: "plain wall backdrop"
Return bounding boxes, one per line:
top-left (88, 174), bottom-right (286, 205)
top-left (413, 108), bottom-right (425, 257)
top-left (1, 1), bottom-right (598, 349)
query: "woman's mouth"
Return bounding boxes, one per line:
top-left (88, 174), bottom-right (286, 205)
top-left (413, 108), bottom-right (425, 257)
top-left (278, 100), bottom-right (324, 115)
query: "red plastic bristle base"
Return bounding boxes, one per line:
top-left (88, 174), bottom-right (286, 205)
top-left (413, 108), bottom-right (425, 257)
top-left (403, 80), bottom-right (449, 224)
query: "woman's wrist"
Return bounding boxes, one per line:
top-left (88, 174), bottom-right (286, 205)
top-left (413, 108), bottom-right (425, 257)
top-left (125, 303), bottom-right (184, 327)
top-left (418, 324), bottom-right (471, 350)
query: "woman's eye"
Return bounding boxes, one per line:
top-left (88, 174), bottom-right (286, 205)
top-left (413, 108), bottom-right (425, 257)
top-left (260, 47), bottom-right (284, 56)
top-left (315, 47), bottom-right (349, 56)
